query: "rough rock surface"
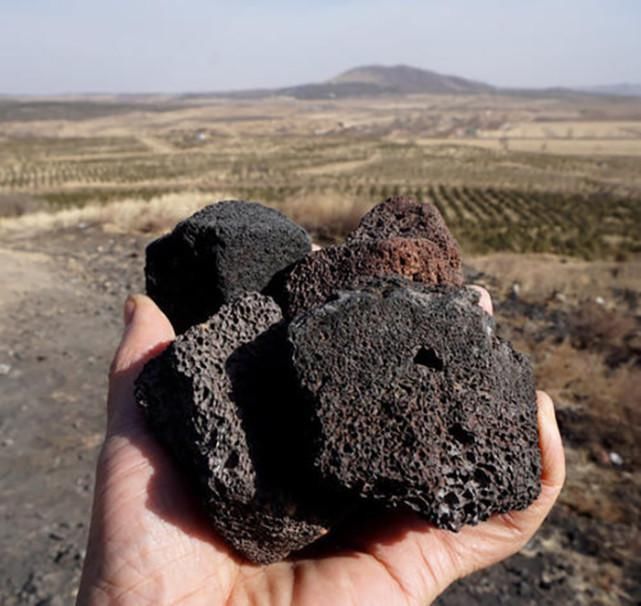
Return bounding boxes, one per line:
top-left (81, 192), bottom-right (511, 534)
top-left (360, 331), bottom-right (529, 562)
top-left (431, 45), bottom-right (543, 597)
top-left (145, 200), bottom-right (311, 333)
top-left (273, 237), bottom-right (464, 319)
top-left (288, 279), bottom-right (541, 529)
top-left (347, 195), bottom-right (461, 258)
top-left (135, 293), bottom-right (329, 564)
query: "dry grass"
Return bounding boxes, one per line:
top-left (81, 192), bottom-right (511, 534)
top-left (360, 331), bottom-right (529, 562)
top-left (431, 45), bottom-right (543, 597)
top-left (615, 367), bottom-right (641, 424)
top-left (0, 193), bottom-right (50, 218)
top-left (567, 300), bottom-right (639, 353)
top-left (0, 189), bottom-right (377, 244)
top-left (537, 342), bottom-right (637, 419)
top-left (0, 191), bottom-right (222, 237)
top-left (279, 192), bottom-right (375, 243)
top-left (471, 253), bottom-right (641, 300)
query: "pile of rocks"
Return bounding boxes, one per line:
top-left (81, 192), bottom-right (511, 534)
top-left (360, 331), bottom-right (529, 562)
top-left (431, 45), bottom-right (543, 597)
top-left (135, 197), bottom-right (541, 564)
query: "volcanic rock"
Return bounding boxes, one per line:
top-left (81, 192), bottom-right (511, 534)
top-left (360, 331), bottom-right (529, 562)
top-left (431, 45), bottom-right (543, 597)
top-left (347, 195), bottom-right (460, 252)
top-left (135, 293), bottom-right (330, 564)
top-left (288, 279), bottom-right (541, 530)
top-left (145, 200), bottom-right (311, 333)
top-left (273, 237), bottom-right (464, 319)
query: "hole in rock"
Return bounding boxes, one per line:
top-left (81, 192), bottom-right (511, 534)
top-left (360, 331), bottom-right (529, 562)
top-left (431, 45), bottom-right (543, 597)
top-left (448, 423), bottom-right (475, 445)
top-left (413, 347), bottom-right (444, 371)
top-left (445, 492), bottom-right (459, 507)
top-left (474, 468), bottom-right (491, 487)
top-left (225, 451), bottom-right (239, 469)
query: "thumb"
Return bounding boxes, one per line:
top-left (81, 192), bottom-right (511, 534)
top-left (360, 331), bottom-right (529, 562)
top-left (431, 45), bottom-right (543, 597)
top-left (107, 294), bottom-right (175, 435)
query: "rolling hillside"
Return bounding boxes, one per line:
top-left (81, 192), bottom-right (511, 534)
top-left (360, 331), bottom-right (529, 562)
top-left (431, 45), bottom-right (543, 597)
top-left (278, 64), bottom-right (495, 99)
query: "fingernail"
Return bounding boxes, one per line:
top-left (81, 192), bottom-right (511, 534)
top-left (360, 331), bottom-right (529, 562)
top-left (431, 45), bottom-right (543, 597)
top-left (124, 295), bottom-right (137, 327)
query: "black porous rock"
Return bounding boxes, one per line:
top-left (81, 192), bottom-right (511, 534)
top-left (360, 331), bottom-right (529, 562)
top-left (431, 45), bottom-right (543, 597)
top-left (136, 198), bottom-right (544, 562)
top-left (271, 237), bottom-right (464, 319)
top-left (347, 195), bottom-right (462, 263)
top-left (145, 200), bottom-right (311, 333)
top-left (135, 293), bottom-right (332, 564)
top-left (288, 280), bottom-right (541, 530)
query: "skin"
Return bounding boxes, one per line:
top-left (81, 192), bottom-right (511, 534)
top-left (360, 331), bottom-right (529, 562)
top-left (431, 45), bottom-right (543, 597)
top-left (77, 289), bottom-right (564, 606)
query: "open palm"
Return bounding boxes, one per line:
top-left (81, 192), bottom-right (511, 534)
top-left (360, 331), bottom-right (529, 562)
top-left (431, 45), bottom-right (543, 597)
top-left (77, 294), bottom-right (564, 606)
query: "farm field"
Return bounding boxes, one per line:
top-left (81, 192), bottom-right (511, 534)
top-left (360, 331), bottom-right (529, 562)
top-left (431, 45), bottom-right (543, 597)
top-left (1, 92), bottom-right (641, 258)
top-left (0, 91), bottom-right (640, 605)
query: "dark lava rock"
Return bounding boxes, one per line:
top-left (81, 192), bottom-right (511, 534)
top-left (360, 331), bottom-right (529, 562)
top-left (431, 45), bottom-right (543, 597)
top-left (348, 195), bottom-right (461, 255)
top-left (273, 237), bottom-right (464, 319)
top-left (145, 200), bottom-right (311, 333)
top-left (288, 280), bottom-right (541, 530)
top-left (135, 293), bottom-right (330, 564)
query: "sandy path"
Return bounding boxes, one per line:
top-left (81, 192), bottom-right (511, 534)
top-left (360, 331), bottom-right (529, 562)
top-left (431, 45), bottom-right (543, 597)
top-left (0, 248), bottom-right (56, 311)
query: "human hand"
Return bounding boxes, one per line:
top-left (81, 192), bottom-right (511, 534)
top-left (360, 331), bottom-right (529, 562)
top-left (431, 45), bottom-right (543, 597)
top-left (77, 290), bottom-right (564, 606)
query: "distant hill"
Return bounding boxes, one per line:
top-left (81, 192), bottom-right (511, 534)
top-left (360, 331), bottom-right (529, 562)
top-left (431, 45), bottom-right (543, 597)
top-left (256, 65), bottom-right (641, 101)
top-left (575, 83), bottom-right (641, 98)
top-left (276, 64), bottom-right (495, 99)
top-left (330, 64), bottom-right (495, 94)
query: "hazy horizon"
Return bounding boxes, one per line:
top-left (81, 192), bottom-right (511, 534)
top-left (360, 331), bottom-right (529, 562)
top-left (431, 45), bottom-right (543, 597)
top-left (1, 0), bottom-right (640, 96)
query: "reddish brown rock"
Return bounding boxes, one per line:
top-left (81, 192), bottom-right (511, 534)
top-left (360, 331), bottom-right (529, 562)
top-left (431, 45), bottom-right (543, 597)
top-left (272, 237), bottom-right (463, 319)
top-left (347, 195), bottom-right (461, 257)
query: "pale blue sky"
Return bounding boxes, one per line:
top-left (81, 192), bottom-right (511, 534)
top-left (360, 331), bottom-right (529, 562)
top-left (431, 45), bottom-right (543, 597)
top-left (1, 0), bottom-right (640, 94)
